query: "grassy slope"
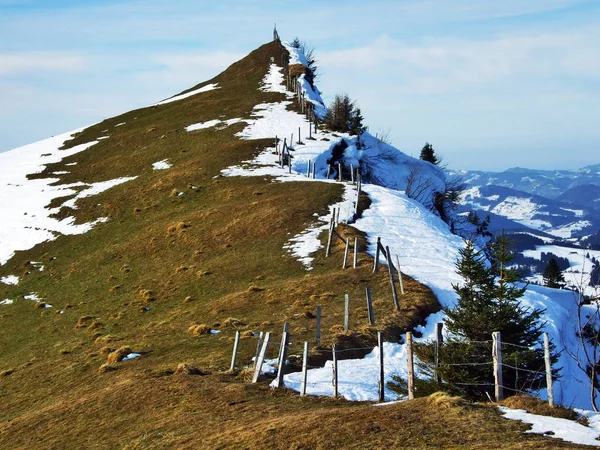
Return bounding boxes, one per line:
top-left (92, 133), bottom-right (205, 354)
top-left (0, 40), bottom-right (590, 449)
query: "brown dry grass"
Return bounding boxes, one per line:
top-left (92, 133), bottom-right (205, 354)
top-left (106, 346), bottom-right (133, 364)
top-left (188, 324), bottom-right (211, 336)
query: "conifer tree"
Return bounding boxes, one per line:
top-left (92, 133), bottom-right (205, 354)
top-left (543, 258), bottom-right (566, 288)
top-left (427, 234), bottom-right (559, 400)
top-left (420, 142), bottom-right (439, 165)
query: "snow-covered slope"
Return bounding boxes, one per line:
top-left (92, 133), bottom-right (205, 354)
top-left (0, 130), bottom-right (136, 266)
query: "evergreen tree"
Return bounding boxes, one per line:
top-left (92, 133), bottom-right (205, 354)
top-left (325, 94), bottom-right (355, 133)
top-left (349, 108), bottom-right (365, 137)
top-left (542, 258), bottom-right (566, 288)
top-left (430, 234), bottom-right (559, 400)
top-left (291, 37), bottom-right (301, 48)
top-left (420, 142), bottom-right (439, 165)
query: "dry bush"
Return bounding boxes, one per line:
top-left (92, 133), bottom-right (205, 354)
top-left (188, 324), bottom-right (211, 336)
top-left (175, 363), bottom-right (204, 376)
top-left (106, 346), bottom-right (133, 364)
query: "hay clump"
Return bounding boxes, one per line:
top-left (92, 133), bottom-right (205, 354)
top-left (222, 317), bottom-right (246, 328)
top-left (0, 368), bottom-right (15, 377)
top-left (427, 392), bottom-right (467, 409)
top-left (138, 289), bottom-right (156, 303)
top-left (106, 346), bottom-right (133, 364)
top-left (188, 324), bottom-right (211, 336)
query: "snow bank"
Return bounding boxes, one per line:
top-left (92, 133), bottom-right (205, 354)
top-left (0, 299), bottom-right (13, 305)
top-left (499, 406), bottom-right (600, 446)
top-left (156, 83), bottom-right (220, 105)
top-left (186, 118), bottom-right (246, 132)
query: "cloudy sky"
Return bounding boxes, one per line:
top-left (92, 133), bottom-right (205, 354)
top-left (0, 0), bottom-right (598, 171)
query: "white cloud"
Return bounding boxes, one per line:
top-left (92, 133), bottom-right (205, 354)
top-left (0, 52), bottom-right (86, 76)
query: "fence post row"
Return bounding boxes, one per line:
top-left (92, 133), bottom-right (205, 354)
top-left (492, 331), bottom-right (503, 402)
top-left (407, 331), bottom-right (415, 400)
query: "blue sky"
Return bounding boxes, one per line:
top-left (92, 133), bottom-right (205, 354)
top-left (0, 0), bottom-right (598, 171)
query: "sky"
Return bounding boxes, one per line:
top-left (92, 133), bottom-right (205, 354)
top-left (0, 0), bottom-right (599, 171)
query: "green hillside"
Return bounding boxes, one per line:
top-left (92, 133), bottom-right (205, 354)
top-left (0, 40), bottom-right (588, 449)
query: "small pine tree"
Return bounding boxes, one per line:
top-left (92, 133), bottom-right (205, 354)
top-left (349, 107), bottom-right (365, 137)
top-left (433, 234), bottom-right (559, 400)
top-left (420, 142), bottom-right (439, 165)
top-left (291, 37), bottom-right (301, 48)
top-left (542, 258), bottom-right (566, 288)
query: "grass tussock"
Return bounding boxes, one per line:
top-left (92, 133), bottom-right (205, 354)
top-left (97, 363), bottom-right (118, 374)
top-left (167, 222), bottom-right (191, 233)
top-left (222, 317), bottom-right (246, 328)
top-left (106, 346), bottom-right (133, 364)
top-left (74, 315), bottom-right (93, 330)
top-left (174, 363), bottom-right (205, 376)
top-left (0, 368), bottom-right (15, 377)
top-left (188, 324), bottom-right (211, 336)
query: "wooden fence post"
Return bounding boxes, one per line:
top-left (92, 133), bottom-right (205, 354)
top-left (344, 293), bottom-right (350, 331)
top-left (306, 160), bottom-right (311, 177)
top-left (230, 330), bottom-right (240, 371)
top-left (277, 322), bottom-right (289, 364)
top-left (378, 331), bottom-right (385, 402)
top-left (434, 323), bottom-right (443, 383)
top-left (544, 332), bottom-right (554, 407)
top-left (332, 344), bottom-right (339, 398)
top-left (373, 237), bottom-right (381, 273)
top-left (275, 331), bottom-right (289, 388)
top-left (338, 162), bottom-right (342, 182)
top-left (252, 332), bottom-right (271, 383)
top-left (301, 341), bottom-right (309, 396)
top-left (254, 332), bottom-right (264, 368)
top-left (309, 123), bottom-right (312, 140)
top-left (350, 164), bottom-right (355, 184)
top-left (316, 305), bottom-right (322, 345)
top-left (312, 161), bottom-right (316, 179)
top-left (395, 255), bottom-right (405, 295)
top-left (343, 238), bottom-right (350, 269)
top-left (326, 164), bottom-right (331, 179)
top-left (325, 215), bottom-right (335, 257)
top-left (353, 237), bottom-right (359, 268)
top-left (366, 287), bottom-right (375, 326)
top-left (298, 127), bottom-right (301, 144)
top-left (492, 331), bottom-right (503, 402)
top-left (407, 332), bottom-right (415, 400)
top-left (386, 245), bottom-right (399, 310)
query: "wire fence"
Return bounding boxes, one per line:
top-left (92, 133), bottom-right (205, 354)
top-left (229, 327), bottom-right (556, 406)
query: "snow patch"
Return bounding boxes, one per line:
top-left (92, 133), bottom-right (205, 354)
top-left (62, 177), bottom-right (137, 210)
top-left (156, 83), bottom-right (220, 105)
top-left (122, 353), bottom-right (141, 361)
top-left (499, 406), bottom-right (600, 447)
top-left (0, 299), bottom-right (13, 305)
top-left (152, 160), bottom-right (172, 170)
top-left (1, 275), bottom-right (19, 285)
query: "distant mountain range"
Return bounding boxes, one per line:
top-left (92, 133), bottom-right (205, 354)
top-left (451, 164), bottom-right (600, 246)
